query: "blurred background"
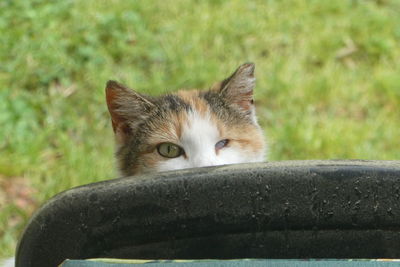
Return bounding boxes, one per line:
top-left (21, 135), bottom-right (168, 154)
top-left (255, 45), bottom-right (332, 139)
top-left (0, 0), bottom-right (399, 257)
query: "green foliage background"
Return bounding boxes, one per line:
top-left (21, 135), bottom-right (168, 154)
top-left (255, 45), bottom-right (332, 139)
top-left (0, 0), bottom-right (399, 257)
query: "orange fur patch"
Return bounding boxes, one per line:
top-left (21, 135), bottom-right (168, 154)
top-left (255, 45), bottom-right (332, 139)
top-left (175, 90), bottom-right (210, 116)
top-left (213, 117), bottom-right (264, 155)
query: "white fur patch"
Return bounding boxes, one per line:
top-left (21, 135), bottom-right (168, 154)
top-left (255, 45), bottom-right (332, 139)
top-left (156, 110), bottom-right (264, 172)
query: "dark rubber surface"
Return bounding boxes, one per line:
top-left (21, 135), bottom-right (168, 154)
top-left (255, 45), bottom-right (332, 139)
top-left (16, 160), bottom-right (400, 267)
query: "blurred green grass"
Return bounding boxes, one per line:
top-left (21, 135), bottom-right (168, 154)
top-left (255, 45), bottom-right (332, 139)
top-left (0, 0), bottom-right (399, 257)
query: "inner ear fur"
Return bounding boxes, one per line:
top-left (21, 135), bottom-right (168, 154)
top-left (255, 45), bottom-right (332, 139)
top-left (219, 62), bottom-right (256, 112)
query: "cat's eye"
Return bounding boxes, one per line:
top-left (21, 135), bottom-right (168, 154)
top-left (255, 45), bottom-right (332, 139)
top-left (215, 139), bottom-right (230, 151)
top-left (157, 143), bottom-right (184, 158)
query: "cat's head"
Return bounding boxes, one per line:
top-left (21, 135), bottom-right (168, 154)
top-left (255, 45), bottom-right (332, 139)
top-left (106, 63), bottom-right (266, 176)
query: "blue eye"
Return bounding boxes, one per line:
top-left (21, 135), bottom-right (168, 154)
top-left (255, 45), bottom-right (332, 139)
top-left (215, 139), bottom-right (229, 151)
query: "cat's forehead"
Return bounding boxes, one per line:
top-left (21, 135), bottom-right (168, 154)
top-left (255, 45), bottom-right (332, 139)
top-left (174, 90), bottom-right (210, 115)
top-left (155, 90), bottom-right (208, 114)
top-left (154, 89), bottom-right (247, 125)
top-left (145, 90), bottom-right (218, 142)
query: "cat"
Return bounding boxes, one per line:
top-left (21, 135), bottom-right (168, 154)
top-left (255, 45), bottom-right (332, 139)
top-left (0, 63), bottom-right (267, 267)
top-left (105, 62), bottom-right (266, 176)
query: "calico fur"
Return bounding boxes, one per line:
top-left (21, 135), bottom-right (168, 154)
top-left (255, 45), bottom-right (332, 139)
top-left (106, 63), bottom-right (266, 176)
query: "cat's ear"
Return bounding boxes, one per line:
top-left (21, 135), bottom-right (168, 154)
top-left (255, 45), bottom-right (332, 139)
top-left (218, 63), bottom-right (256, 115)
top-left (105, 80), bottom-right (154, 142)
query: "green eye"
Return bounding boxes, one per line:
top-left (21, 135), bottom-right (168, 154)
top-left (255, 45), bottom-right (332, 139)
top-left (157, 143), bottom-right (184, 158)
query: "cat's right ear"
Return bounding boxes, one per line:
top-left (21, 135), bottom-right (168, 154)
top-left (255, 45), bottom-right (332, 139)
top-left (215, 63), bottom-right (257, 121)
top-left (105, 80), bottom-right (154, 142)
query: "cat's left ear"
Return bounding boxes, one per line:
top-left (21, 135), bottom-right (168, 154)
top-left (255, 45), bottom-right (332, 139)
top-left (216, 63), bottom-right (257, 120)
